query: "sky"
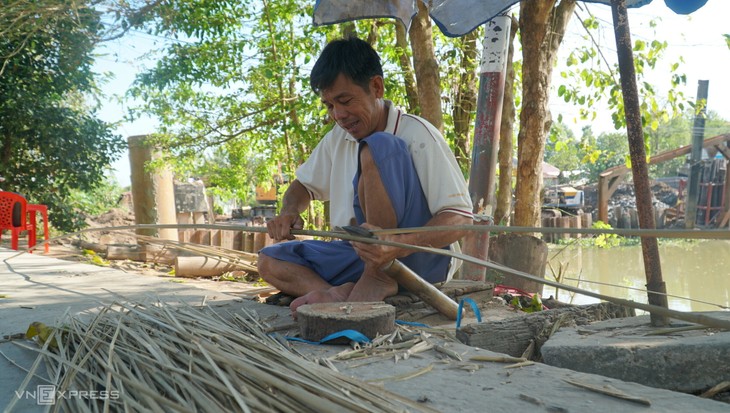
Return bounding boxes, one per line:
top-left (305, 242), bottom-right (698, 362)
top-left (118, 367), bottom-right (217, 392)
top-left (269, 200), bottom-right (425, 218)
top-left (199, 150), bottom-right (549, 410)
top-left (96, 0), bottom-right (730, 188)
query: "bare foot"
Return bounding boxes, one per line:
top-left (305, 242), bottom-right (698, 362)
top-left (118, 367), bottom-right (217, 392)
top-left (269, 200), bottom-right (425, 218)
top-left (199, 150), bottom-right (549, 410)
top-left (347, 268), bottom-right (398, 302)
top-left (290, 283), bottom-right (355, 317)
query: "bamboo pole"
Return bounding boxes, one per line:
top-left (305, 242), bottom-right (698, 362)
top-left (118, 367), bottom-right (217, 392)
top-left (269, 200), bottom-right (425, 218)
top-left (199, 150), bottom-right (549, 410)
top-left (7, 223), bottom-right (730, 329)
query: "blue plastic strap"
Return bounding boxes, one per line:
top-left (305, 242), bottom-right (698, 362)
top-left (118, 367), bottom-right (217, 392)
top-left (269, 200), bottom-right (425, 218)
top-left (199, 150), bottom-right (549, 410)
top-left (396, 319), bottom-right (430, 328)
top-left (456, 297), bottom-right (482, 329)
top-left (283, 329), bottom-right (371, 345)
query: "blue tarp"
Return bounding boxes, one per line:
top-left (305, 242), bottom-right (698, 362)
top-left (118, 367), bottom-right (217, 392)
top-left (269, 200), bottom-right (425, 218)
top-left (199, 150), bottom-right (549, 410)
top-left (313, 0), bottom-right (707, 37)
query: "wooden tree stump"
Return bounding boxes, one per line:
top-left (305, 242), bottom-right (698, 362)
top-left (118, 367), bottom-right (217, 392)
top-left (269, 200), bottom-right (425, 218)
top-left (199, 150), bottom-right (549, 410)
top-left (297, 302), bottom-right (395, 342)
top-left (486, 233), bottom-right (547, 294)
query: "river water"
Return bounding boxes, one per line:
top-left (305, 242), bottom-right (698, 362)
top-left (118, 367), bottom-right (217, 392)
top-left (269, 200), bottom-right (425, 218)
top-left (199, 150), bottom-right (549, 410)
top-left (543, 239), bottom-right (730, 312)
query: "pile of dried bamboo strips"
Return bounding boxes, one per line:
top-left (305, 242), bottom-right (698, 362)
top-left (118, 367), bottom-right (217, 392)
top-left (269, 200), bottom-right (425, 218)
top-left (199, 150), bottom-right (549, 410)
top-left (13, 301), bottom-right (436, 413)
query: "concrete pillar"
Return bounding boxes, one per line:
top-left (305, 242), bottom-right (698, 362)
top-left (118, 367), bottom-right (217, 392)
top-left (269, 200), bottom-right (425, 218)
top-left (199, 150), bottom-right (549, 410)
top-left (127, 135), bottom-right (178, 243)
top-left (686, 80), bottom-right (709, 229)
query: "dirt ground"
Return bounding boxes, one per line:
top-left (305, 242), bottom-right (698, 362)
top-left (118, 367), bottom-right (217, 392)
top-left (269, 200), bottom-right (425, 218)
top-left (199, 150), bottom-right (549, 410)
top-left (49, 207), bottom-right (175, 278)
top-left (79, 207), bottom-right (138, 245)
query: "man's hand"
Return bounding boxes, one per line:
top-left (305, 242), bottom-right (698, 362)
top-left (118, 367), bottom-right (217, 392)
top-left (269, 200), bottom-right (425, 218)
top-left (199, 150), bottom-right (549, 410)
top-left (266, 213), bottom-right (304, 241)
top-left (265, 179), bottom-right (310, 241)
top-left (350, 223), bottom-right (403, 269)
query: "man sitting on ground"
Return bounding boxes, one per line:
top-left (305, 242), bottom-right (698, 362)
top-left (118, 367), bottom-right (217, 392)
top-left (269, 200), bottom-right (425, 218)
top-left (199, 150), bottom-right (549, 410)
top-left (257, 36), bottom-right (473, 314)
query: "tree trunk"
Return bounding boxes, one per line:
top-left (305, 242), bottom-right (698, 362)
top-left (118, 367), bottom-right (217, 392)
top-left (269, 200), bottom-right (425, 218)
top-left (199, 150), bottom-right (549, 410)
top-left (495, 15), bottom-right (519, 225)
top-left (340, 21), bottom-right (356, 38)
top-left (451, 30), bottom-right (479, 172)
top-left (395, 21), bottom-right (419, 114)
top-left (408, 0), bottom-right (443, 132)
top-left (487, 233), bottom-right (547, 294)
top-left (515, 0), bottom-right (575, 228)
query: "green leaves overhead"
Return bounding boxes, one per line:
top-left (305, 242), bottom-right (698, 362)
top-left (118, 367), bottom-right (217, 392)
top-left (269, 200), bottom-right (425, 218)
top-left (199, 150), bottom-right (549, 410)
top-left (127, 0), bottom-right (339, 198)
top-left (558, 15), bottom-right (688, 132)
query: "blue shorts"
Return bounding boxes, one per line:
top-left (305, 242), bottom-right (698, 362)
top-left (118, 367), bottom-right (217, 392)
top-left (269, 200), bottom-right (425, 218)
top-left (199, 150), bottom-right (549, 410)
top-left (260, 132), bottom-right (450, 285)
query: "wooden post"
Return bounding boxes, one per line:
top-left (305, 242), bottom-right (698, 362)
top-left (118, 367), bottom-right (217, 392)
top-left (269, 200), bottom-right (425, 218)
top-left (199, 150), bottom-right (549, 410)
top-left (243, 232), bottom-right (255, 252)
top-left (558, 216), bottom-right (571, 240)
top-left (724, 159), bottom-right (730, 224)
top-left (177, 212), bottom-right (193, 242)
top-left (461, 16), bottom-right (511, 281)
top-left (211, 230), bottom-right (221, 247)
top-left (253, 232), bottom-right (268, 252)
top-left (569, 215), bottom-right (581, 239)
top-left (611, 0), bottom-right (669, 326)
top-left (540, 217), bottom-right (548, 243)
top-left (221, 230), bottom-right (242, 250)
top-left (191, 212), bottom-right (208, 245)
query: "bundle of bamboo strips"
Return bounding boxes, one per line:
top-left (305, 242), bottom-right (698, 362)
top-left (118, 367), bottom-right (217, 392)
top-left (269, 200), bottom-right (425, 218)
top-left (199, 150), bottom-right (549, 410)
top-left (134, 234), bottom-right (259, 273)
top-left (11, 301), bottom-right (437, 413)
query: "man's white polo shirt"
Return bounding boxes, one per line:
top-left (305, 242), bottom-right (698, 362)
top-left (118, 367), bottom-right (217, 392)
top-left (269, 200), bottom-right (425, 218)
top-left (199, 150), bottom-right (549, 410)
top-left (296, 101), bottom-right (473, 228)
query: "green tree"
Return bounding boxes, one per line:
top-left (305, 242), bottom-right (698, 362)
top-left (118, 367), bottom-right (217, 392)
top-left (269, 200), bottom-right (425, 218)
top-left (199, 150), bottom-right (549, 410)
top-left (649, 110), bottom-right (730, 178)
top-left (557, 14), bottom-right (689, 134)
top-left (545, 121), bottom-right (580, 181)
top-left (0, 1), bottom-right (125, 232)
top-left (127, 1), bottom-right (339, 202)
top-left (125, 1), bottom-right (475, 208)
top-left (581, 130), bottom-right (630, 182)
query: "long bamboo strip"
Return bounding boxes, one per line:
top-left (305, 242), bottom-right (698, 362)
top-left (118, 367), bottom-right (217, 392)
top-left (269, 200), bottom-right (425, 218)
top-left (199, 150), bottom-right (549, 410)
top-left (562, 277), bottom-right (730, 310)
top-left (9, 222), bottom-right (728, 320)
top-left (11, 221), bottom-right (730, 259)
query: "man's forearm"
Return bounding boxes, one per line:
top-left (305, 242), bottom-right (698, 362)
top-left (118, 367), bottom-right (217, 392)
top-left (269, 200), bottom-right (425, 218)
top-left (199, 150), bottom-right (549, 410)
top-left (280, 179), bottom-right (312, 216)
top-left (395, 212), bottom-right (472, 253)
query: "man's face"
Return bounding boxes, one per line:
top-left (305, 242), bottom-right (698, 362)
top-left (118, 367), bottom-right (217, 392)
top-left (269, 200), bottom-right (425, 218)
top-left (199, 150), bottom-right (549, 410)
top-left (320, 73), bottom-right (385, 140)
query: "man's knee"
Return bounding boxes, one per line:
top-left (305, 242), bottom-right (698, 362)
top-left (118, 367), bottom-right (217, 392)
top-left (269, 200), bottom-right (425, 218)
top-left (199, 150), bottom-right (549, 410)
top-left (359, 144), bottom-right (376, 172)
top-left (257, 253), bottom-right (277, 280)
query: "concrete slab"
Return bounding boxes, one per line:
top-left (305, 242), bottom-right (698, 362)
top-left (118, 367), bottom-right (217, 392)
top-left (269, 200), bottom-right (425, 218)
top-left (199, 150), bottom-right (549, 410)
top-left (1, 248), bottom-right (728, 412)
top-left (541, 313), bottom-right (730, 394)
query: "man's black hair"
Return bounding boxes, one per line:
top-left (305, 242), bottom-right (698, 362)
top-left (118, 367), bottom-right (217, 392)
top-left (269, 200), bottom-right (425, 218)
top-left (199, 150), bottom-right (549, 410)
top-left (310, 36), bottom-right (384, 94)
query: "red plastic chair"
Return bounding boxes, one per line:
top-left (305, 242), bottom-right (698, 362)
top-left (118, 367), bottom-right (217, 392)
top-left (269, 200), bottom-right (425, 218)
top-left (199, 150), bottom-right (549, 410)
top-left (0, 191), bottom-right (49, 253)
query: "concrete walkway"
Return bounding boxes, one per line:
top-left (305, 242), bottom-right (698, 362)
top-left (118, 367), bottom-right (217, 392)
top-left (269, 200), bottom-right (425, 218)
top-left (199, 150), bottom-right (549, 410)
top-left (1, 248), bottom-right (727, 412)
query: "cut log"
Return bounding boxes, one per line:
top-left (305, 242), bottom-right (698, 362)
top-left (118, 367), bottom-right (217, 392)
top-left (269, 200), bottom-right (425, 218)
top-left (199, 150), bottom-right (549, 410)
top-left (106, 244), bottom-right (177, 264)
top-left (487, 233), bottom-right (547, 294)
top-left (456, 302), bottom-right (635, 358)
top-left (106, 244), bottom-right (144, 261)
top-left (71, 239), bottom-right (107, 254)
top-left (297, 302), bottom-right (396, 342)
top-left (174, 256), bottom-right (249, 278)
